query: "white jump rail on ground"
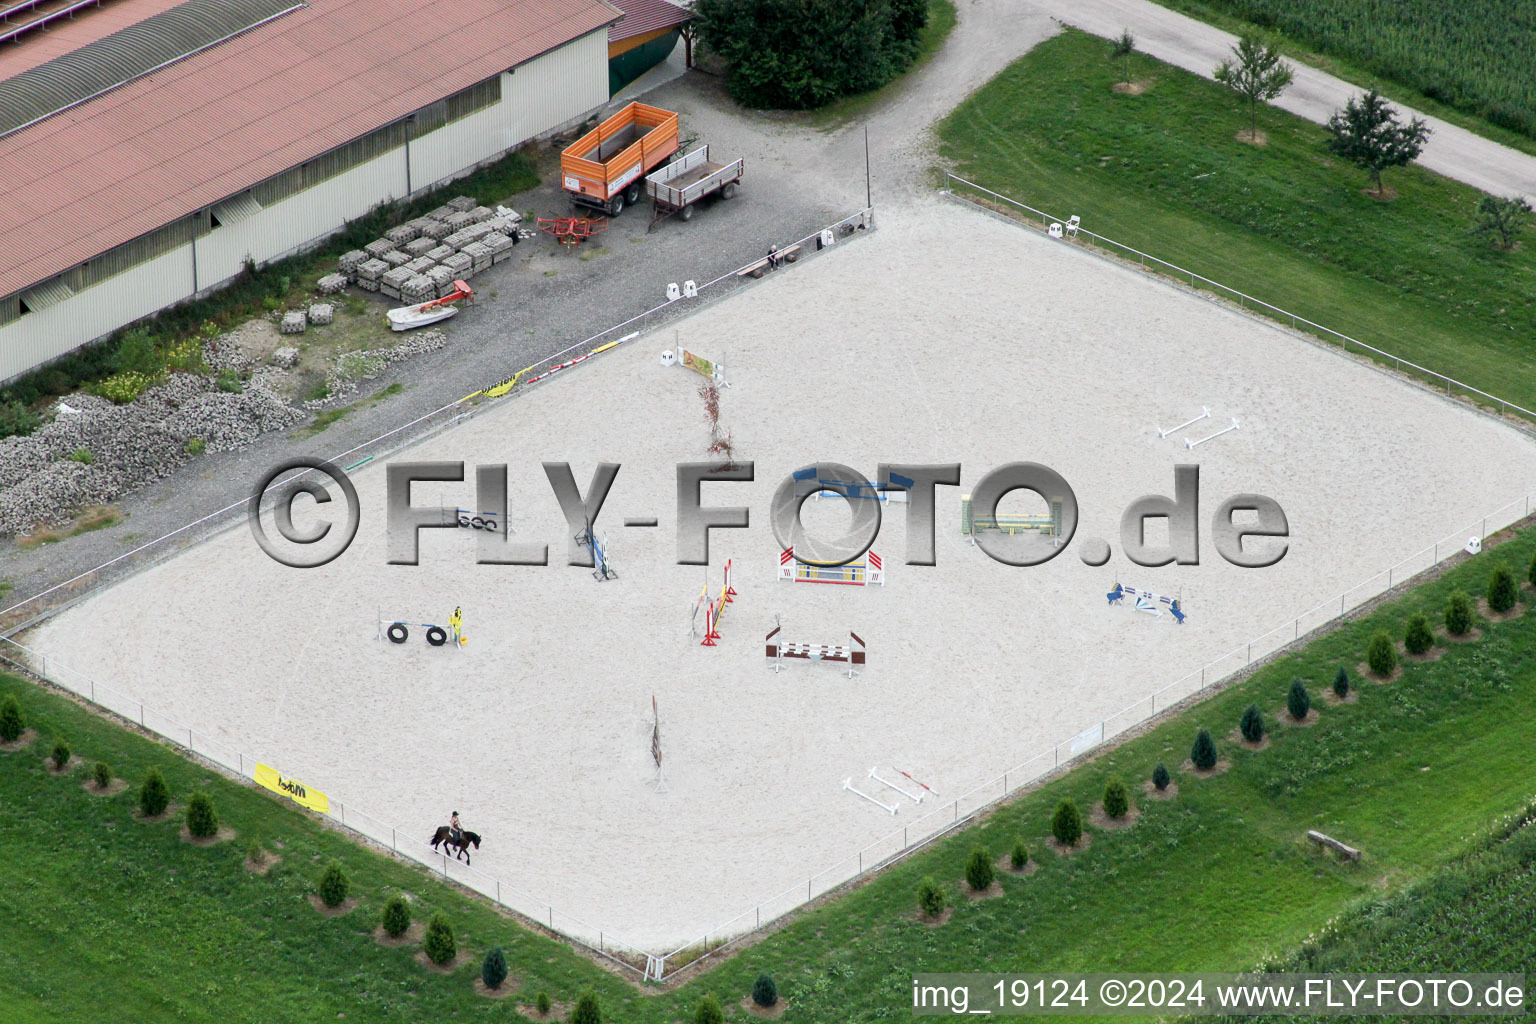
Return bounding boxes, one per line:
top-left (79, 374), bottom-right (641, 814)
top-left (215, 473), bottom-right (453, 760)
top-left (941, 172), bottom-right (1536, 429)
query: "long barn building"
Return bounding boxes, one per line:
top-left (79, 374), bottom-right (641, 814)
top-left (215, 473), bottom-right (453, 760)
top-left (0, 0), bottom-right (621, 381)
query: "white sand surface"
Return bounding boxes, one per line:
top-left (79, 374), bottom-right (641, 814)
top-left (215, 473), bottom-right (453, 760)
top-left (33, 200), bottom-right (1536, 949)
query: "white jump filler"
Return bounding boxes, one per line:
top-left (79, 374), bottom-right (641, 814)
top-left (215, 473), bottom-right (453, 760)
top-left (1158, 405), bottom-right (1209, 439)
top-left (844, 776), bottom-right (898, 814)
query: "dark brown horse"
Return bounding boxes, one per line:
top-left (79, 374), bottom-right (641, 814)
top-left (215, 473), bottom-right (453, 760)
top-left (429, 826), bottom-right (482, 865)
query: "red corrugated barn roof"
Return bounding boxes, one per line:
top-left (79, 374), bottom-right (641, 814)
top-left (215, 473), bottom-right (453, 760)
top-left (0, 0), bottom-right (620, 297)
top-left (608, 0), bottom-right (690, 44)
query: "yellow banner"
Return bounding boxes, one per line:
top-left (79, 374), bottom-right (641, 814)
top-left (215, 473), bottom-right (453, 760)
top-left (254, 763), bottom-right (330, 815)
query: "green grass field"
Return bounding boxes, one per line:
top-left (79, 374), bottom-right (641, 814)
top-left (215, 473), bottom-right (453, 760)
top-left (8, 516), bottom-right (1536, 1021)
top-left (937, 30), bottom-right (1536, 418)
top-left (1216, 806), bottom-right (1536, 1023)
top-left (1149, 0), bottom-right (1536, 149)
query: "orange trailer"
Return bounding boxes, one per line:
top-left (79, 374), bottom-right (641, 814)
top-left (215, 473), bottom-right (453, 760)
top-left (560, 102), bottom-right (680, 216)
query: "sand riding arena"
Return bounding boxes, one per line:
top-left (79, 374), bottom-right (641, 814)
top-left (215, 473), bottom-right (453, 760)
top-left (27, 198), bottom-right (1536, 961)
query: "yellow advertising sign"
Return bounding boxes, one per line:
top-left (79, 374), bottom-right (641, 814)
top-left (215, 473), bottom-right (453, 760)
top-left (254, 763), bottom-right (330, 815)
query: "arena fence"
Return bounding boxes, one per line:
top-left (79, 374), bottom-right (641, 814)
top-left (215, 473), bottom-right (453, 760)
top-left (941, 172), bottom-right (1536, 431)
top-left (8, 192), bottom-right (1536, 981)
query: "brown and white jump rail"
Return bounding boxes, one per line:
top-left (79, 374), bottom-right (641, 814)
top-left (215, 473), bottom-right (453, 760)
top-left (764, 625), bottom-right (866, 678)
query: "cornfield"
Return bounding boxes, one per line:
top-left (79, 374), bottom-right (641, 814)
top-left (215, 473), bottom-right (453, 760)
top-left (1188, 0), bottom-right (1536, 138)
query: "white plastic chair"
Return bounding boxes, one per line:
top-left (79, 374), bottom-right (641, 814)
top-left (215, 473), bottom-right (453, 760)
top-left (1065, 215), bottom-right (1081, 238)
top-left (1047, 222), bottom-right (1064, 239)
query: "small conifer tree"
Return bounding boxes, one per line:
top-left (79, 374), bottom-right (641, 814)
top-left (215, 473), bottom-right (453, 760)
top-left (1052, 798), bottom-right (1083, 846)
top-left (1287, 679), bottom-right (1312, 721)
top-left (1191, 728), bottom-right (1218, 770)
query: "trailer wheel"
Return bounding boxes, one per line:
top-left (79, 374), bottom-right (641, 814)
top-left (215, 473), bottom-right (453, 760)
top-left (680, 204), bottom-right (695, 222)
top-left (721, 182), bottom-right (738, 200)
top-left (610, 194), bottom-right (624, 217)
top-left (626, 183), bottom-right (643, 206)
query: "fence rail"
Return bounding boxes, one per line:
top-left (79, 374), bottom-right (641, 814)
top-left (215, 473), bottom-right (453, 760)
top-left (942, 172), bottom-right (1536, 428)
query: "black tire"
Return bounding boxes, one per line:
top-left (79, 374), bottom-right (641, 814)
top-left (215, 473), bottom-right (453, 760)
top-left (720, 182), bottom-right (738, 200)
top-left (624, 182), bottom-right (642, 206)
top-left (387, 622), bottom-right (409, 644)
top-left (426, 625), bottom-right (448, 647)
top-left (470, 516), bottom-right (487, 530)
top-left (680, 204), bottom-right (695, 222)
top-left (610, 194), bottom-right (624, 217)
top-left (482, 519), bottom-right (498, 532)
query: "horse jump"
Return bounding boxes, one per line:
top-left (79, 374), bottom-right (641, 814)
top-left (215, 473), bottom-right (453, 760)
top-left (1106, 583), bottom-right (1186, 624)
top-left (843, 777), bottom-right (898, 814)
top-left (765, 624), bottom-right (865, 677)
top-left (961, 494), bottom-right (1064, 541)
top-left (575, 516), bottom-right (616, 581)
top-left (1158, 405), bottom-right (1210, 439)
top-left (691, 560), bottom-right (736, 646)
top-left (377, 606), bottom-right (467, 646)
top-left (778, 547), bottom-right (885, 586)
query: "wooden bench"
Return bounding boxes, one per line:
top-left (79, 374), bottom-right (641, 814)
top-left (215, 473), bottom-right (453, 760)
top-left (736, 244), bottom-right (804, 279)
top-left (1306, 830), bottom-right (1361, 861)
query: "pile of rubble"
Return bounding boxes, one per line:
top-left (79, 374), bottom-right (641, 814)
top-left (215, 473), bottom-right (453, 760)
top-left (0, 360), bottom-right (302, 536)
top-left (305, 329), bottom-right (448, 408)
top-left (322, 195), bottom-right (524, 301)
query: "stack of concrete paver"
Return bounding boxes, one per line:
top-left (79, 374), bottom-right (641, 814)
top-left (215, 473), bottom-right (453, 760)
top-left (441, 252), bottom-right (473, 280)
top-left (401, 275), bottom-right (435, 304)
top-left (316, 273), bottom-right (349, 294)
top-left (355, 258), bottom-right (388, 291)
top-left (461, 241), bottom-right (493, 275)
top-left (386, 224), bottom-right (419, 246)
top-left (426, 265), bottom-right (456, 297)
top-left (404, 256), bottom-right (435, 276)
top-left (380, 266), bottom-right (414, 300)
top-left (482, 231), bottom-right (514, 264)
top-left (308, 303), bottom-right (334, 325)
top-left (380, 250), bottom-right (411, 269)
top-left (280, 311), bottom-right (307, 334)
top-left (446, 195), bottom-right (477, 212)
top-left (364, 238), bottom-right (395, 259)
top-left (403, 236), bottom-right (436, 258)
top-left (339, 250), bottom-right (369, 277)
top-left (425, 244), bottom-right (454, 263)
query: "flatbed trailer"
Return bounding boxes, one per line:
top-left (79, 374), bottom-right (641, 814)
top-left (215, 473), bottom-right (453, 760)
top-left (645, 145), bottom-right (744, 228)
top-left (560, 102), bottom-right (680, 216)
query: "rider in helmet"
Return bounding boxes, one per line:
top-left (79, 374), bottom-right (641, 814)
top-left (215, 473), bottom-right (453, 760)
top-left (449, 810), bottom-right (463, 845)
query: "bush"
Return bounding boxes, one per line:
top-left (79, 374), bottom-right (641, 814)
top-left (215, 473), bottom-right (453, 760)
top-left (482, 946), bottom-right (508, 990)
top-left (90, 370), bottom-right (161, 404)
top-left (1366, 630), bottom-right (1399, 677)
top-left (423, 914), bottom-right (456, 965)
top-left (571, 989), bottom-right (601, 1024)
top-left (67, 448), bottom-right (93, 465)
top-left (114, 327), bottom-right (161, 376)
top-left (1488, 564), bottom-right (1519, 613)
top-left (964, 846), bottom-right (996, 891)
top-left (695, 993), bottom-right (724, 1024)
top-left (381, 893), bottom-right (411, 938)
top-left (1404, 613), bottom-right (1435, 655)
top-left (1152, 762), bottom-right (1170, 791)
top-left (216, 370), bottom-right (242, 394)
top-left (1103, 778), bottom-right (1129, 819)
top-left (92, 761), bottom-right (111, 789)
top-left (186, 791), bottom-right (219, 839)
top-left (318, 861), bottom-right (349, 907)
top-left (184, 437), bottom-right (206, 456)
top-left (1010, 838), bottom-right (1029, 869)
top-left (1445, 591), bottom-right (1474, 635)
top-left (245, 836), bottom-right (264, 864)
top-left (916, 876), bottom-right (947, 917)
top-left (694, 0), bottom-right (927, 109)
top-left (536, 991), bottom-right (553, 1015)
top-left (1239, 703), bottom-right (1265, 743)
top-left (753, 972), bottom-right (779, 1007)
top-left (50, 738), bottom-right (70, 770)
top-left (0, 694), bottom-right (23, 742)
top-left (0, 400), bottom-right (41, 439)
top-left (1191, 728), bottom-right (1218, 770)
top-left (1333, 665), bottom-right (1351, 699)
top-left (1530, 553), bottom-right (1536, 590)
top-left (1052, 798), bottom-right (1083, 847)
top-left (138, 766), bottom-right (170, 817)
top-left (1287, 679), bottom-right (1312, 721)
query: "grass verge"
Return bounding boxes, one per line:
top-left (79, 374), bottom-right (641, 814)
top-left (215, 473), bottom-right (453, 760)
top-left (938, 30), bottom-right (1536, 418)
